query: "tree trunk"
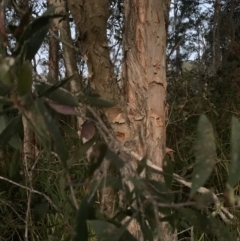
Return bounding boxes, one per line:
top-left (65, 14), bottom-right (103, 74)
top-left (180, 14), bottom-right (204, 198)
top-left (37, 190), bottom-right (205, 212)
top-left (67, 0), bottom-right (121, 102)
top-left (68, 0), bottom-right (173, 239)
top-left (122, 1), bottom-right (172, 240)
top-left (52, 0), bottom-right (83, 129)
top-left (67, 0), bottom-right (117, 218)
top-left (123, 0), bottom-right (169, 170)
top-left (212, 0), bottom-right (221, 74)
top-left (48, 0), bottom-right (59, 83)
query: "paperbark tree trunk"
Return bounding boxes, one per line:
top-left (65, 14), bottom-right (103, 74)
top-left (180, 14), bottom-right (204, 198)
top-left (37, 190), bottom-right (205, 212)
top-left (68, 0), bottom-right (172, 239)
top-left (67, 0), bottom-right (118, 218)
top-left (48, 0), bottom-right (59, 83)
top-left (123, 0), bottom-right (169, 170)
top-left (212, 0), bottom-right (221, 74)
top-left (51, 0), bottom-right (83, 129)
top-left (122, 1), bottom-right (172, 240)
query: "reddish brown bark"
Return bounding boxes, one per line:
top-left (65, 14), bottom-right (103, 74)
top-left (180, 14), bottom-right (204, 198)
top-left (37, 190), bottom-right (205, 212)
top-left (48, 0), bottom-right (59, 82)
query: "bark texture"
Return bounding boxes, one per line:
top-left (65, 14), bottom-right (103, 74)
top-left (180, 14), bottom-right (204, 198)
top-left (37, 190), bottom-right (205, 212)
top-left (67, 0), bottom-right (117, 218)
top-left (54, 0), bottom-right (81, 93)
top-left (51, 0), bottom-right (83, 129)
top-left (48, 0), bottom-right (59, 82)
top-left (121, 1), bottom-right (172, 240)
top-left (68, 0), bottom-right (173, 239)
top-left (67, 0), bottom-right (121, 102)
top-left (123, 0), bottom-right (169, 168)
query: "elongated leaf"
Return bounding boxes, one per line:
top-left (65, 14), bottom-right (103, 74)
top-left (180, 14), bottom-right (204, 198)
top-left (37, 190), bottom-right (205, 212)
top-left (81, 121), bottom-right (95, 140)
top-left (73, 195), bottom-right (95, 241)
top-left (36, 99), bottom-right (67, 167)
top-left (178, 208), bottom-right (233, 241)
top-left (14, 6), bottom-right (64, 61)
top-left (67, 137), bottom-right (95, 168)
top-left (228, 116), bottom-right (240, 187)
top-left (78, 94), bottom-right (115, 108)
top-left (190, 115), bottom-right (216, 197)
top-left (163, 156), bottom-right (173, 188)
top-left (39, 74), bottom-right (76, 96)
top-left (3, 0), bottom-right (10, 9)
top-left (88, 218), bottom-right (138, 241)
top-left (136, 155), bottom-right (147, 175)
top-left (48, 102), bottom-right (79, 115)
top-left (0, 80), bottom-right (11, 95)
top-left (35, 82), bottom-right (79, 107)
top-left (0, 105), bottom-right (5, 131)
top-left (9, 150), bottom-right (20, 179)
top-left (8, 134), bottom-right (22, 150)
top-left (0, 96), bottom-right (13, 105)
top-left (24, 100), bottom-right (50, 151)
top-left (33, 203), bottom-right (49, 221)
top-left (87, 220), bottom-right (116, 240)
top-left (89, 176), bottom-right (123, 191)
top-left (0, 105), bottom-right (21, 149)
top-left (105, 148), bottom-right (125, 169)
top-left (0, 114), bottom-right (22, 147)
top-left (61, 123), bottom-right (79, 139)
top-left (0, 57), bottom-right (15, 86)
top-left (17, 61), bottom-right (32, 95)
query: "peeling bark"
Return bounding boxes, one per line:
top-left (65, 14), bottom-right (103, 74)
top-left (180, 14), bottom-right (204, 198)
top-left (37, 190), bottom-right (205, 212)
top-left (67, 0), bottom-right (119, 218)
top-left (48, 0), bottom-right (59, 82)
top-left (67, 0), bottom-right (121, 102)
top-left (52, 0), bottom-right (83, 129)
top-left (54, 0), bottom-right (81, 93)
top-left (123, 0), bottom-right (169, 168)
top-left (68, 0), bottom-right (172, 239)
top-left (122, 0), bottom-right (172, 240)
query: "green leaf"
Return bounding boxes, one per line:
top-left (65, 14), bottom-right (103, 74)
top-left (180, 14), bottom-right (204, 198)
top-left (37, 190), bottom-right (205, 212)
top-left (162, 156), bottom-right (173, 188)
top-left (78, 94), bottom-right (115, 108)
top-left (3, 0), bottom-right (10, 9)
top-left (61, 123), bottom-right (79, 139)
top-left (190, 115), bottom-right (216, 197)
top-left (147, 179), bottom-right (174, 203)
top-left (0, 105), bottom-right (21, 149)
top-left (14, 6), bottom-right (65, 61)
top-left (0, 96), bottom-right (13, 105)
top-left (36, 99), bottom-right (67, 167)
top-left (88, 218), bottom-right (138, 241)
top-left (0, 114), bottom-right (22, 148)
top-left (8, 134), bottom-right (22, 150)
top-left (33, 203), bottom-right (49, 221)
top-left (0, 57), bottom-right (15, 86)
top-left (0, 105), bottom-right (5, 131)
top-left (0, 81), bottom-right (11, 96)
top-left (38, 73), bottom-right (76, 96)
top-left (9, 150), bottom-right (20, 179)
top-left (136, 156), bottom-right (147, 175)
top-left (24, 99), bottom-right (51, 151)
top-left (105, 148), bottom-right (125, 169)
top-left (178, 208), bottom-right (233, 241)
top-left (67, 136), bottom-right (96, 168)
top-left (89, 176), bottom-right (123, 191)
top-left (48, 102), bottom-right (79, 115)
top-left (17, 61), bottom-right (32, 95)
top-left (35, 82), bottom-right (79, 107)
top-left (88, 142), bottom-right (108, 177)
top-left (87, 220), bottom-right (116, 240)
top-left (73, 195), bottom-right (95, 241)
top-left (228, 116), bottom-right (240, 187)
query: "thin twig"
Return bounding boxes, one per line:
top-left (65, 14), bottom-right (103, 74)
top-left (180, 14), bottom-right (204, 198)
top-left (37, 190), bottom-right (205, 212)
top-left (0, 176), bottom-right (62, 215)
top-left (123, 147), bottom-right (234, 223)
